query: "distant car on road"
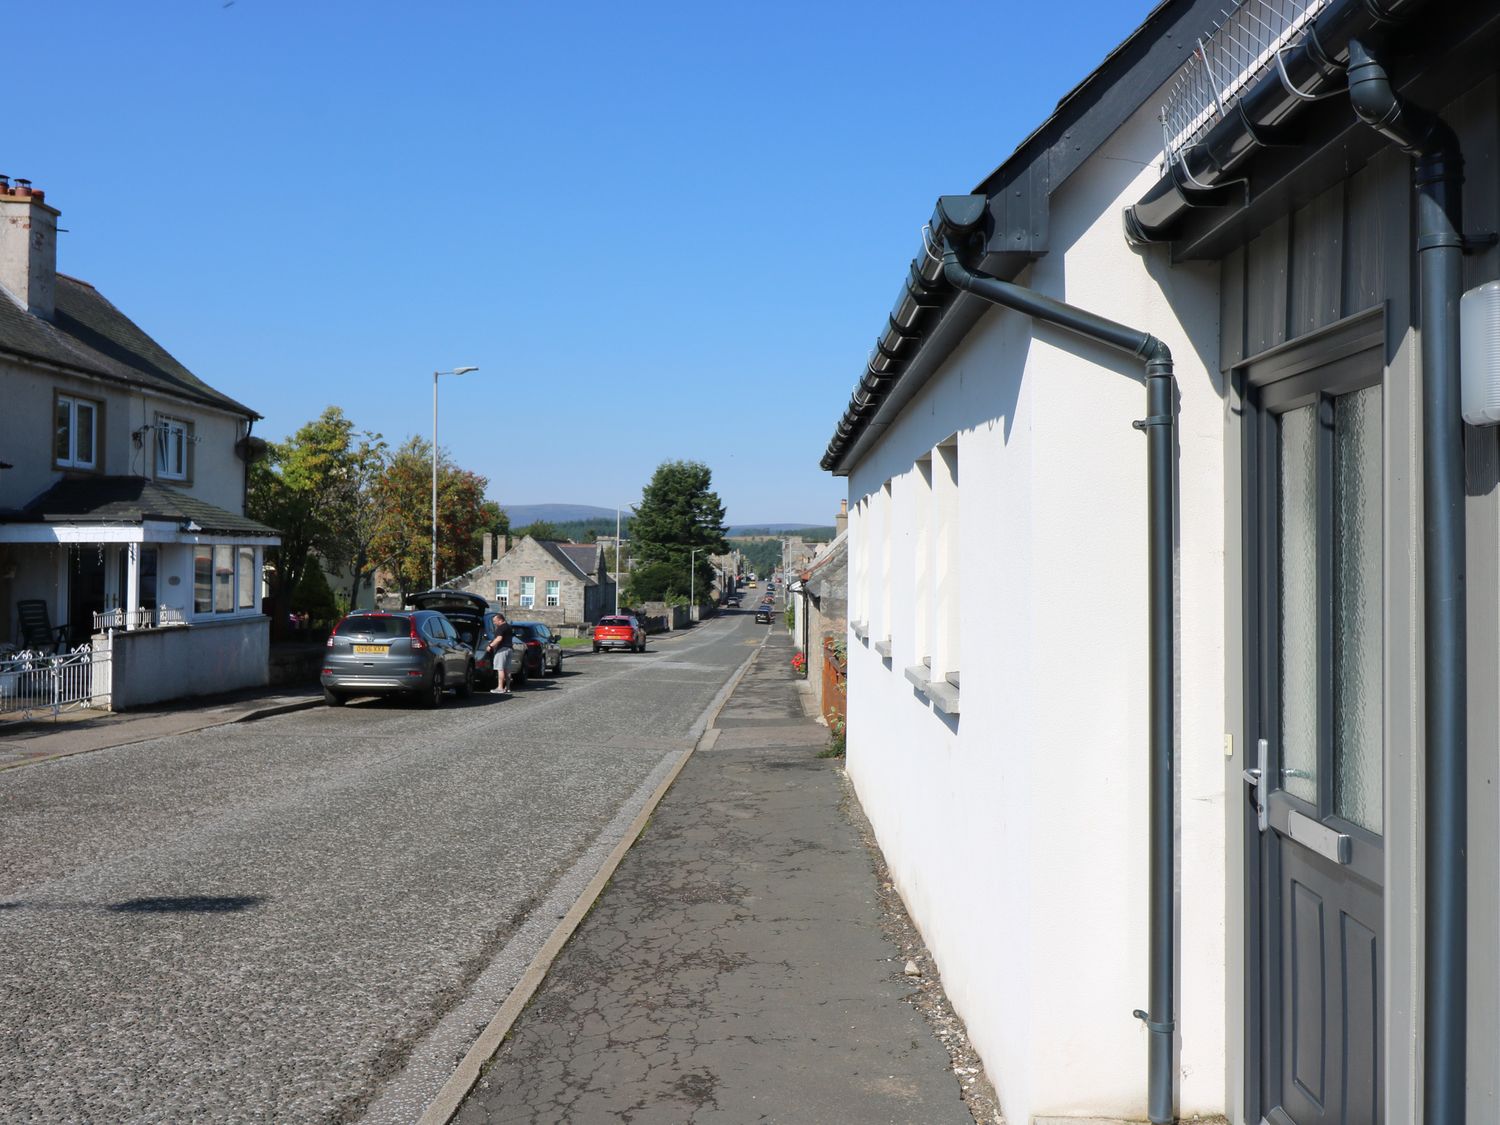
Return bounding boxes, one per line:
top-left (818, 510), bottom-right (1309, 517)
top-left (593, 614), bottom-right (646, 653)
top-left (322, 609), bottom-right (475, 707)
top-left (509, 621), bottom-right (562, 681)
top-left (408, 589), bottom-right (521, 690)
top-left (754, 605), bottom-right (773, 624)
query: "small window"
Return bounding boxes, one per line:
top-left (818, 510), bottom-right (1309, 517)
top-left (156, 416), bottom-right (191, 481)
top-left (213, 545), bottom-right (234, 612)
top-left (194, 547), bottom-right (213, 614)
top-left (520, 575), bottom-right (535, 608)
top-left (55, 394), bottom-right (100, 470)
top-left (238, 547), bottom-right (256, 609)
top-left (494, 579), bottom-right (509, 606)
top-left (545, 579), bottom-right (560, 607)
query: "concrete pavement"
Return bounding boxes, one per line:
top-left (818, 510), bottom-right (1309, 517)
top-left (447, 627), bottom-right (981, 1125)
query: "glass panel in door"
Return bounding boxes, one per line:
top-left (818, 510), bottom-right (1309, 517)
top-left (1332, 386), bottom-right (1383, 833)
top-left (1278, 404), bottom-right (1318, 804)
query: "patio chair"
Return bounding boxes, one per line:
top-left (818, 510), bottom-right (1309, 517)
top-left (15, 599), bottom-right (68, 654)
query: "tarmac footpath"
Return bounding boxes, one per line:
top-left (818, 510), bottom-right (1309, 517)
top-left (444, 628), bottom-right (974, 1125)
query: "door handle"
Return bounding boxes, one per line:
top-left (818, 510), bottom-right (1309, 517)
top-left (1242, 737), bottom-right (1268, 832)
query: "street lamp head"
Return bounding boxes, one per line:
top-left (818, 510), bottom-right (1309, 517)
top-left (452, 365), bottom-right (479, 375)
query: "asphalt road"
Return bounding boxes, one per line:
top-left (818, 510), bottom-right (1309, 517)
top-left (0, 603), bottom-right (778, 1124)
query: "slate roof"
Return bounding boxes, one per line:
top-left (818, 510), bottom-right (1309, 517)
top-left (21, 476), bottom-right (277, 536)
top-left (556, 543), bottom-right (601, 580)
top-left (0, 274), bottom-right (256, 417)
top-left (539, 540), bottom-right (599, 585)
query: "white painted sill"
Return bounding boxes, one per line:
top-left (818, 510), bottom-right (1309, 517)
top-left (874, 637), bottom-right (892, 658)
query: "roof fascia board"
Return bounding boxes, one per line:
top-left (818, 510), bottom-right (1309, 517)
top-left (975, 0), bottom-right (1227, 204)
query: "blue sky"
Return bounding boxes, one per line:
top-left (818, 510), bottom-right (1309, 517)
top-left (11, 0), bottom-right (1158, 525)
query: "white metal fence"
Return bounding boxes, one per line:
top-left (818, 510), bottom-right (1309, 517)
top-left (0, 645), bottom-right (110, 718)
top-left (92, 605), bottom-right (187, 632)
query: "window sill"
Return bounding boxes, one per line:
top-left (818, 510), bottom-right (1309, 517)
top-left (874, 637), bottom-right (892, 659)
top-left (927, 680), bottom-right (961, 715)
top-left (852, 621), bottom-right (869, 642)
top-left (902, 665), bottom-right (961, 715)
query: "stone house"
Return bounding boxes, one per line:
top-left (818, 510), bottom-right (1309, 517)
top-left (452, 535), bottom-right (615, 629)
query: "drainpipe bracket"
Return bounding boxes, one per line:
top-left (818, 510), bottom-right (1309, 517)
top-left (1463, 232), bottom-right (1498, 256)
top-left (1132, 1009), bottom-right (1175, 1035)
top-left (1132, 415), bottom-right (1173, 430)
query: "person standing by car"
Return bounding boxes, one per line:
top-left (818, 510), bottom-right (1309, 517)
top-left (485, 612), bottom-right (515, 695)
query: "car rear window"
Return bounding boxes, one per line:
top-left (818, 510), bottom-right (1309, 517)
top-left (599, 617), bottom-right (630, 627)
top-left (335, 615), bottom-right (410, 638)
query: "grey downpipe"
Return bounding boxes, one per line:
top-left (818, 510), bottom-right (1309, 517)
top-left (942, 248), bottom-right (1178, 1125)
top-left (1348, 38), bottom-right (1467, 1125)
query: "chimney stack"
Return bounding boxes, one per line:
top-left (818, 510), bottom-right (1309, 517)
top-left (483, 532), bottom-right (495, 565)
top-left (0, 178), bottom-right (57, 319)
top-left (835, 498), bottom-right (848, 537)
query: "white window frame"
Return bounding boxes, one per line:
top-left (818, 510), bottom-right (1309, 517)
top-left (545, 579), bottom-right (560, 607)
top-left (190, 542), bottom-right (262, 619)
top-left (156, 416), bottom-right (191, 481)
top-left (494, 579), bottom-right (509, 607)
top-left (520, 575), bottom-right (535, 608)
top-left (56, 393), bottom-right (99, 470)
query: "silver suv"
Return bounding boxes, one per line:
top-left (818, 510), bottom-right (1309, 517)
top-left (322, 610), bottom-right (475, 707)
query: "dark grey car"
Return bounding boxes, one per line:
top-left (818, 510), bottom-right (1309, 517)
top-left (321, 610), bottom-right (475, 707)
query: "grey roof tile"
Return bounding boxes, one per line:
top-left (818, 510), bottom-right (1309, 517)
top-left (0, 275), bottom-right (256, 417)
top-left (21, 476), bottom-right (277, 537)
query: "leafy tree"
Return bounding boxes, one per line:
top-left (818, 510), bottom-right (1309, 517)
top-left (291, 556), bottom-right (340, 625)
top-left (513, 519), bottom-right (563, 542)
top-left (248, 407), bottom-right (383, 634)
top-left (368, 436), bottom-right (491, 601)
top-left (631, 460), bottom-right (728, 605)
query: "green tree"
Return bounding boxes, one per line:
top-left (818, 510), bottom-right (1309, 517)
top-left (368, 437), bottom-right (490, 601)
top-left (248, 406), bottom-right (383, 633)
top-left (291, 556), bottom-right (340, 625)
top-left (513, 519), bottom-right (563, 541)
top-left (631, 460), bottom-right (728, 605)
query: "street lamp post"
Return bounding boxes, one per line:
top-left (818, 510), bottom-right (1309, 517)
top-left (689, 547), bottom-right (702, 623)
top-left (432, 365), bottom-right (479, 589)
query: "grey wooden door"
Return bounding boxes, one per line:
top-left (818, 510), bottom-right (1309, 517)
top-left (1245, 348), bottom-right (1385, 1125)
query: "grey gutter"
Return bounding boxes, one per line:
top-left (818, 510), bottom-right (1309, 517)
top-left (1122, 0), bottom-right (1429, 246)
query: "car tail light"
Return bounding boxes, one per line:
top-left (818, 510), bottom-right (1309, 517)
top-left (526, 639), bottom-right (540, 648)
top-left (409, 621), bottom-right (427, 651)
top-left (327, 617), bottom-right (346, 647)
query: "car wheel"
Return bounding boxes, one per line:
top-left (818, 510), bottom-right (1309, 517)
top-left (421, 669), bottom-right (444, 708)
top-left (323, 687), bottom-right (346, 707)
top-left (549, 655), bottom-right (561, 674)
top-left (457, 662), bottom-right (474, 697)
top-left (593, 644), bottom-right (601, 653)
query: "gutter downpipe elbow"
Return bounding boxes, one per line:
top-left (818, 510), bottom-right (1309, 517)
top-left (944, 245), bottom-right (1179, 1125)
top-left (1349, 37), bottom-right (1468, 1125)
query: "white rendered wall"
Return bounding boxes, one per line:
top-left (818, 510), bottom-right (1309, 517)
top-left (842, 89), bottom-right (1225, 1124)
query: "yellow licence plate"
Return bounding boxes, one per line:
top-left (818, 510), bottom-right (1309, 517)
top-left (353, 644), bottom-right (388, 654)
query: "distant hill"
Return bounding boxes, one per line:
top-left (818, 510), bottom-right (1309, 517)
top-left (726, 523), bottom-right (832, 537)
top-left (502, 503), bottom-right (622, 527)
top-left (501, 506), bottom-right (830, 540)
